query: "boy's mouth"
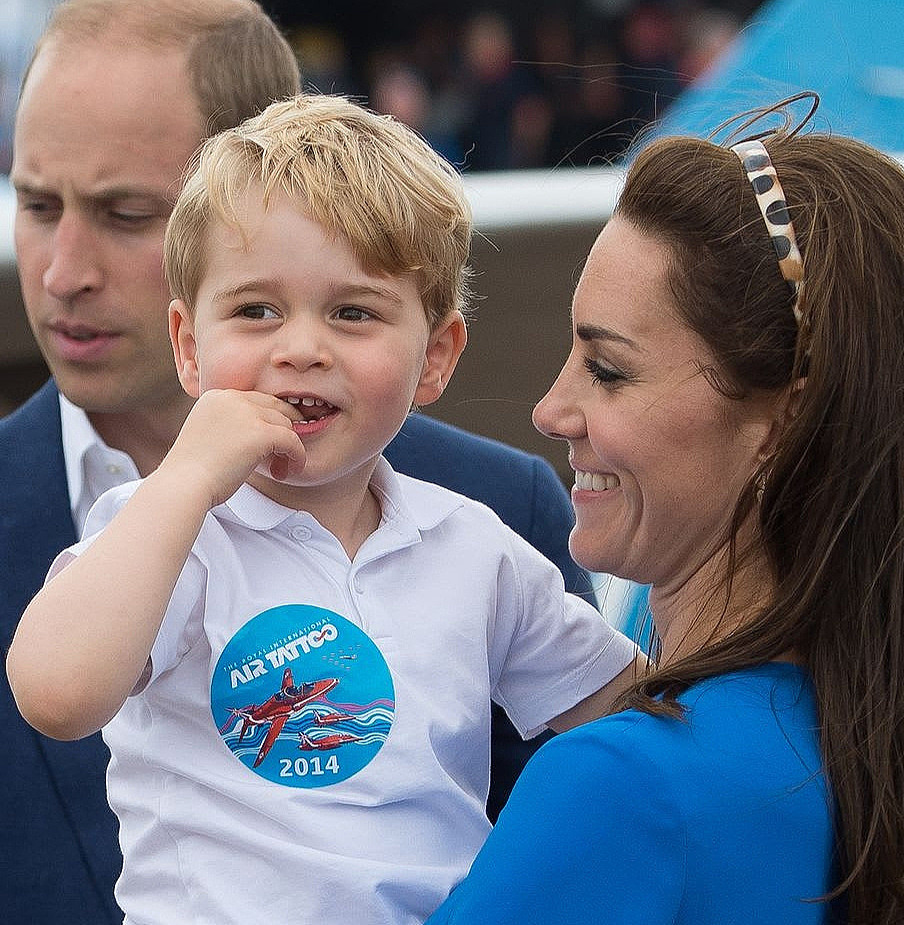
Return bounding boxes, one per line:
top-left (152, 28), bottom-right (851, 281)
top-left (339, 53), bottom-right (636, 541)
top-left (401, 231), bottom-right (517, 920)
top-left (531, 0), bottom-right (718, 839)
top-left (283, 395), bottom-right (338, 422)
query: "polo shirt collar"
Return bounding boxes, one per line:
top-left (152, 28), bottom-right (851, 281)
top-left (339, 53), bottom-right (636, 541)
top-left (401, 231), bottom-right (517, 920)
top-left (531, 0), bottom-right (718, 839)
top-left (217, 456), bottom-right (464, 541)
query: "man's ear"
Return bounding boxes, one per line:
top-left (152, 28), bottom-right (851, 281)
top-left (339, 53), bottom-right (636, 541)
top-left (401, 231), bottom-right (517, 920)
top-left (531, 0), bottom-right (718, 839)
top-left (168, 299), bottom-right (201, 398)
top-left (414, 310), bottom-right (468, 407)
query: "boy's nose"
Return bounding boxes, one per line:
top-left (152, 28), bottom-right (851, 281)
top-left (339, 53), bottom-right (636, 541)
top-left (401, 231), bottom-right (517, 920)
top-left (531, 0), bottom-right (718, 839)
top-left (43, 214), bottom-right (104, 302)
top-left (271, 319), bottom-right (334, 370)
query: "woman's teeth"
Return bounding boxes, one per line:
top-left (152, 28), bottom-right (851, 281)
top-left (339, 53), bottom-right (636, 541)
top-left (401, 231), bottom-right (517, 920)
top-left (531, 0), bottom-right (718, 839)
top-left (575, 470), bottom-right (620, 492)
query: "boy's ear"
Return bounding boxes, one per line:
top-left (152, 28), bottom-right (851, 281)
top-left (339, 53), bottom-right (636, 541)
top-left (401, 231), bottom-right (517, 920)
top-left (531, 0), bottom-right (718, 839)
top-left (168, 299), bottom-right (201, 399)
top-left (414, 310), bottom-right (468, 407)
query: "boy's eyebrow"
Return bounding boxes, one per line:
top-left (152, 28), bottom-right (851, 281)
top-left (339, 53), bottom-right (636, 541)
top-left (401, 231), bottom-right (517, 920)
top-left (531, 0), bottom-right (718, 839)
top-left (575, 323), bottom-right (641, 352)
top-left (210, 279), bottom-right (273, 303)
top-left (210, 280), bottom-right (407, 305)
top-left (334, 282), bottom-right (405, 305)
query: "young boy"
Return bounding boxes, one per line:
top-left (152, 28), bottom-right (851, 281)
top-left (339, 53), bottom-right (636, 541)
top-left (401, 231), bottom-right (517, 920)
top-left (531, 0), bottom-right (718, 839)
top-left (8, 95), bottom-right (636, 925)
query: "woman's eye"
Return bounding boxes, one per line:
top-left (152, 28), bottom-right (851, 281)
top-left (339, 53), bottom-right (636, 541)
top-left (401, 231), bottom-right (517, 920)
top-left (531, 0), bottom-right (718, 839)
top-left (583, 356), bottom-right (628, 389)
top-left (335, 306), bottom-right (372, 323)
top-left (238, 304), bottom-right (278, 320)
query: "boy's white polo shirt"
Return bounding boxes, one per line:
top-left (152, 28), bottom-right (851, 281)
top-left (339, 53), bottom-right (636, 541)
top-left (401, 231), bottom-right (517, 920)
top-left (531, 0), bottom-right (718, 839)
top-left (66, 458), bottom-right (635, 925)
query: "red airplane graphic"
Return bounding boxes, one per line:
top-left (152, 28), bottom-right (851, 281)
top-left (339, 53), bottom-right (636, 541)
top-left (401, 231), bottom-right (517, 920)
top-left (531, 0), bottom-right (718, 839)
top-left (314, 712), bottom-right (355, 726)
top-left (219, 668), bottom-right (339, 767)
top-left (298, 731), bottom-right (361, 751)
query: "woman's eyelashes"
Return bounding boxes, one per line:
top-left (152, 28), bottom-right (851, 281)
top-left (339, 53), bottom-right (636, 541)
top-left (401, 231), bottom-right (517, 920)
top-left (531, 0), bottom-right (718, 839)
top-left (583, 355), bottom-right (631, 389)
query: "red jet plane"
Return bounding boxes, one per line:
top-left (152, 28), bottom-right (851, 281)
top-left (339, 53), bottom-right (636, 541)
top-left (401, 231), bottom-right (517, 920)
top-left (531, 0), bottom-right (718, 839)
top-left (219, 668), bottom-right (339, 767)
top-left (298, 731), bottom-right (362, 751)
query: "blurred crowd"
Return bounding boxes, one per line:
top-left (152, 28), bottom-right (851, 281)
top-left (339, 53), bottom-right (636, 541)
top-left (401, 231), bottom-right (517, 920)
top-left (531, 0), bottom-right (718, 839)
top-left (0, 0), bottom-right (755, 175)
top-left (273, 0), bottom-right (752, 170)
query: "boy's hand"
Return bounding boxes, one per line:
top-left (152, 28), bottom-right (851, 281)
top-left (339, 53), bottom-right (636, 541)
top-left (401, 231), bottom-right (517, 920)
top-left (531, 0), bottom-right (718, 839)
top-left (160, 389), bottom-right (307, 509)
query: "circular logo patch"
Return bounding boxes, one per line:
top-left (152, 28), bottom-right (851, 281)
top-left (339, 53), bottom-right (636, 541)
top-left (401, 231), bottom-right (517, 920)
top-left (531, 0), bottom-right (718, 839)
top-left (210, 605), bottom-right (395, 787)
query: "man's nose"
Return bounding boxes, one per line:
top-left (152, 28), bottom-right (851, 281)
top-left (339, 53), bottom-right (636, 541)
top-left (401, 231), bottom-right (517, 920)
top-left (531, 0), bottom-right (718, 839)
top-left (42, 214), bottom-right (104, 301)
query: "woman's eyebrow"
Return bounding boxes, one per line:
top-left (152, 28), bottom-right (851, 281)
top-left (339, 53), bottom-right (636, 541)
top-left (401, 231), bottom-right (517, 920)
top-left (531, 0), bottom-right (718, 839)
top-left (575, 323), bottom-right (640, 352)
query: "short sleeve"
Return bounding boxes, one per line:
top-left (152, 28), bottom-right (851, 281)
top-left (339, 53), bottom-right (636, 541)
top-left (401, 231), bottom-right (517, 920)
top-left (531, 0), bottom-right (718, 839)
top-left (424, 716), bottom-right (687, 924)
top-left (46, 480), bottom-right (207, 684)
top-left (490, 530), bottom-right (637, 737)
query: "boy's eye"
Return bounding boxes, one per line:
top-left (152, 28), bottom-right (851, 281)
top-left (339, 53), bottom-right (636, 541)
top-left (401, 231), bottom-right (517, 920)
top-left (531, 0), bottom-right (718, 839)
top-left (238, 304), bottom-right (279, 320)
top-left (334, 306), bottom-right (373, 323)
top-left (583, 356), bottom-right (629, 389)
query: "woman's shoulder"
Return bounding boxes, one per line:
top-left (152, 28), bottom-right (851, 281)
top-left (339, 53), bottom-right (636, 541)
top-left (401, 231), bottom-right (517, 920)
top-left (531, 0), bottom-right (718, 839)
top-left (536, 663), bottom-right (820, 788)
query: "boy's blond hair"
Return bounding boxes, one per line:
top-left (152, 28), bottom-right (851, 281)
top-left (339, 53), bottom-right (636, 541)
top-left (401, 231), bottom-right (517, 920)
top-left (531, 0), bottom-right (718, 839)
top-left (165, 94), bottom-right (473, 327)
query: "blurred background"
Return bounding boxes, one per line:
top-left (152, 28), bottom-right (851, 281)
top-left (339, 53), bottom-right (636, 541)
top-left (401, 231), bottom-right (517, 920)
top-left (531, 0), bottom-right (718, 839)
top-left (1, 0), bottom-right (757, 176)
top-left (0, 0), bottom-right (762, 473)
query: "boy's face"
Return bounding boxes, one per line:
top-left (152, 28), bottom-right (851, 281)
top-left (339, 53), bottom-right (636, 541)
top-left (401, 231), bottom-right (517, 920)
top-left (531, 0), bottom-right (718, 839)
top-left (170, 188), bottom-right (465, 495)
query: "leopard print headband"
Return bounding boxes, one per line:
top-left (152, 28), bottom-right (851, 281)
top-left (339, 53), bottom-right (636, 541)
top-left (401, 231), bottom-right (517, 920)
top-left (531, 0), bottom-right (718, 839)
top-left (731, 139), bottom-right (804, 326)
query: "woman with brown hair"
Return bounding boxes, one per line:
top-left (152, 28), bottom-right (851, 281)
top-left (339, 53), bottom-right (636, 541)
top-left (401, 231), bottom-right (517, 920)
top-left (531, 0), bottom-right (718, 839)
top-left (425, 100), bottom-right (904, 924)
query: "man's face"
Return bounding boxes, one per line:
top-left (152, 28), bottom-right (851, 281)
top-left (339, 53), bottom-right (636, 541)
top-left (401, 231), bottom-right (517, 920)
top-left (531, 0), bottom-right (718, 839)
top-left (11, 38), bottom-right (204, 416)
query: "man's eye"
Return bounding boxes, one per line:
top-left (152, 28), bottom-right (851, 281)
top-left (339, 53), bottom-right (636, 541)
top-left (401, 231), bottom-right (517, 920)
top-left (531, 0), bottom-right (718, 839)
top-left (109, 211), bottom-right (154, 225)
top-left (19, 198), bottom-right (60, 220)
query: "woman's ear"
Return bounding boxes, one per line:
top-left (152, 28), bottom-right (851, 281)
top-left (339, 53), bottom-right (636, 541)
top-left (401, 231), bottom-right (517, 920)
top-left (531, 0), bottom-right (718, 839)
top-left (168, 299), bottom-right (201, 398)
top-left (757, 377), bottom-right (807, 463)
top-left (414, 311), bottom-right (468, 407)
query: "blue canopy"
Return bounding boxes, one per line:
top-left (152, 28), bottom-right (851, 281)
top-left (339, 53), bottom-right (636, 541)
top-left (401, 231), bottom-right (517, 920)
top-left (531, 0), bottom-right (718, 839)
top-left (655, 0), bottom-right (904, 153)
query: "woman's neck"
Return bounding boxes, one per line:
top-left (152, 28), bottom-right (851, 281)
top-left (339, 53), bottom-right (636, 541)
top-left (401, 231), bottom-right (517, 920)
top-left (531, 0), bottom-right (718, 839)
top-left (649, 537), bottom-right (776, 667)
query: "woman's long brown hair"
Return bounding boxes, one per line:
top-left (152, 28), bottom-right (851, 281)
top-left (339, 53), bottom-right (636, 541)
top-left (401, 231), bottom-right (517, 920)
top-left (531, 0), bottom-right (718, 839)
top-left (615, 132), bottom-right (904, 924)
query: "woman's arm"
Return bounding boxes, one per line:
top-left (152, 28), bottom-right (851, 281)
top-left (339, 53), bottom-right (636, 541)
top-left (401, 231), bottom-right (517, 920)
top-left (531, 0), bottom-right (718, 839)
top-left (425, 720), bottom-right (684, 924)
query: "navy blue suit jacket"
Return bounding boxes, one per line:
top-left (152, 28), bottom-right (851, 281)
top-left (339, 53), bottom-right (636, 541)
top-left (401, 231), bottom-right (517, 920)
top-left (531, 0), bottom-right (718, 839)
top-left (0, 380), bottom-right (591, 924)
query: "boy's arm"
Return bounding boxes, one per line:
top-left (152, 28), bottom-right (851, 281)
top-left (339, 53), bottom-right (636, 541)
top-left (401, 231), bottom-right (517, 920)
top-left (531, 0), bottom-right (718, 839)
top-left (6, 389), bottom-right (306, 741)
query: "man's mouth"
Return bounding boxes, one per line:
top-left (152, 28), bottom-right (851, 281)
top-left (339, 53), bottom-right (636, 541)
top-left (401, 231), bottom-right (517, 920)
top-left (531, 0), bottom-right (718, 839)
top-left (67, 330), bottom-right (101, 341)
top-left (46, 322), bottom-right (120, 360)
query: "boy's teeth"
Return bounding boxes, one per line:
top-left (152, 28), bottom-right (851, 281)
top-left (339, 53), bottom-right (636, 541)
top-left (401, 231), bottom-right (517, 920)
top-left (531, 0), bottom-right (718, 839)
top-left (285, 397), bottom-right (300, 404)
top-left (302, 397), bottom-right (316, 406)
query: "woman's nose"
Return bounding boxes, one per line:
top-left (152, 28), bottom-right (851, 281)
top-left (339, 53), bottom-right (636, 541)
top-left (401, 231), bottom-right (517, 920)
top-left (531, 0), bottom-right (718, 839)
top-left (533, 364), bottom-right (583, 441)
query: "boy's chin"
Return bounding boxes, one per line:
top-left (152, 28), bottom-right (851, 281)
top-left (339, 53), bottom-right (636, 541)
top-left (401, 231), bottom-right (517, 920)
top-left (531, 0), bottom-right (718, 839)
top-left (250, 459), bottom-right (310, 488)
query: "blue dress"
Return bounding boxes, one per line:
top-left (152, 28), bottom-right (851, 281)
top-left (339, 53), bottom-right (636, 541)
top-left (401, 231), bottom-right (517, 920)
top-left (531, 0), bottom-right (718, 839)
top-left (425, 663), bottom-right (835, 924)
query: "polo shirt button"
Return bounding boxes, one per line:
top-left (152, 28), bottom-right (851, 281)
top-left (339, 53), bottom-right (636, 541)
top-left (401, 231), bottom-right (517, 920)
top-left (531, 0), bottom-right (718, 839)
top-left (291, 526), bottom-right (312, 542)
top-left (353, 579), bottom-right (363, 594)
top-left (107, 464), bottom-right (122, 475)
